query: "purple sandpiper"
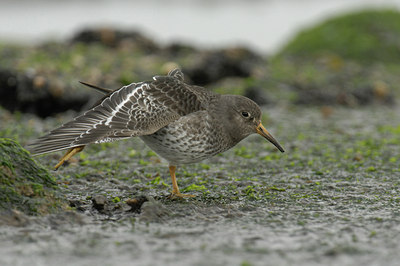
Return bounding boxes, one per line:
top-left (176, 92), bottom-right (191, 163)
top-left (27, 69), bottom-right (284, 198)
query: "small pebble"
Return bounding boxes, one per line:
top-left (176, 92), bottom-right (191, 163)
top-left (92, 195), bottom-right (107, 211)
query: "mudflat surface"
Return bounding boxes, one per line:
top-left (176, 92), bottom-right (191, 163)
top-left (1, 105), bottom-right (399, 266)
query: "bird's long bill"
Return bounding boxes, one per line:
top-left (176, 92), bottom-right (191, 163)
top-left (256, 123), bottom-right (285, 153)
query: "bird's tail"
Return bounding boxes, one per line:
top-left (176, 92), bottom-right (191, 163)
top-left (26, 82), bottom-right (115, 155)
top-left (26, 123), bottom-right (88, 155)
top-left (79, 81), bottom-right (113, 95)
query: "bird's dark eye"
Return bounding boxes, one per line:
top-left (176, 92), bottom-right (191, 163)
top-left (241, 111), bottom-right (250, 118)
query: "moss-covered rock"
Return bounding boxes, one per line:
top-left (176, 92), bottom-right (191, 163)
top-left (277, 9), bottom-right (400, 64)
top-left (268, 9), bottom-right (400, 105)
top-left (0, 138), bottom-right (65, 215)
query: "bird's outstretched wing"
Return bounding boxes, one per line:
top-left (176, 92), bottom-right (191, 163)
top-left (27, 69), bottom-right (213, 155)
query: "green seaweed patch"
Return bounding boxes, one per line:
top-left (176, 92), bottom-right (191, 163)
top-left (0, 138), bottom-right (65, 215)
top-left (241, 185), bottom-right (263, 200)
top-left (112, 196), bottom-right (121, 203)
top-left (234, 146), bottom-right (256, 159)
top-left (277, 9), bottom-right (400, 64)
top-left (182, 184), bottom-right (207, 192)
top-left (148, 176), bottom-right (169, 187)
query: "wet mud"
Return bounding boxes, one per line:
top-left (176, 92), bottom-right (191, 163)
top-left (1, 106), bottom-right (399, 266)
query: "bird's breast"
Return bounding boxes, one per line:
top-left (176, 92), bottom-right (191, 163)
top-left (139, 112), bottom-right (233, 165)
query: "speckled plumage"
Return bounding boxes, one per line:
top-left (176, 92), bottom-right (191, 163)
top-left (28, 69), bottom-right (211, 154)
top-left (27, 69), bottom-right (284, 197)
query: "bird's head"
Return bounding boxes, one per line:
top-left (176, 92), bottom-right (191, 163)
top-left (222, 95), bottom-right (285, 153)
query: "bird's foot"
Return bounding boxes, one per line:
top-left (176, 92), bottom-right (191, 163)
top-left (169, 191), bottom-right (196, 199)
top-left (54, 146), bottom-right (84, 170)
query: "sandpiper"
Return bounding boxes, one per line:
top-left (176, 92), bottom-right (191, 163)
top-left (27, 69), bottom-right (284, 198)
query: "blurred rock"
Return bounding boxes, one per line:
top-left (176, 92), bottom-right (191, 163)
top-left (351, 85), bottom-right (395, 105)
top-left (126, 196), bottom-right (148, 213)
top-left (293, 82), bottom-right (395, 106)
top-left (244, 86), bottom-right (271, 106)
top-left (70, 28), bottom-right (159, 53)
top-left (184, 47), bottom-right (263, 85)
top-left (69, 199), bottom-right (87, 212)
top-left (272, 9), bottom-right (400, 107)
top-left (0, 69), bottom-right (89, 117)
top-left (92, 195), bottom-right (107, 211)
top-left (277, 9), bottom-right (400, 64)
top-left (209, 77), bottom-right (247, 95)
top-left (163, 42), bottom-right (198, 57)
top-left (294, 87), bottom-right (338, 105)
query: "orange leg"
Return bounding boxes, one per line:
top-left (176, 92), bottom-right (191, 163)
top-left (169, 165), bottom-right (195, 198)
top-left (54, 146), bottom-right (85, 170)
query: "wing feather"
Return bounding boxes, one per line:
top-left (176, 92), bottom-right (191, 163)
top-left (27, 70), bottom-right (215, 155)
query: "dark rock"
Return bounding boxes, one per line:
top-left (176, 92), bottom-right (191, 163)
top-left (184, 47), bottom-right (263, 85)
top-left (69, 199), bottom-right (87, 212)
top-left (126, 196), bottom-right (148, 213)
top-left (351, 85), bottom-right (395, 106)
top-left (70, 28), bottom-right (159, 53)
top-left (244, 86), bottom-right (271, 106)
top-left (92, 195), bottom-right (107, 211)
top-left (0, 69), bottom-right (18, 111)
top-left (295, 89), bottom-right (338, 105)
top-left (293, 82), bottom-right (395, 106)
top-left (114, 201), bottom-right (132, 212)
top-left (0, 69), bottom-right (89, 117)
top-left (163, 42), bottom-right (198, 57)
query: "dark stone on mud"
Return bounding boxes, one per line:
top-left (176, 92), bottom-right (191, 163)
top-left (184, 47), bottom-right (263, 85)
top-left (0, 69), bottom-right (89, 117)
top-left (295, 89), bottom-right (338, 105)
top-left (70, 28), bottom-right (159, 53)
top-left (69, 199), bottom-right (87, 212)
top-left (350, 86), bottom-right (395, 105)
top-left (244, 86), bottom-right (271, 106)
top-left (292, 82), bottom-right (395, 106)
top-left (92, 195), bottom-right (107, 211)
top-left (126, 196), bottom-right (148, 213)
top-left (163, 42), bottom-right (198, 57)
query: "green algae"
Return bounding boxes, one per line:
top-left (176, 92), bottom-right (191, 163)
top-left (277, 9), bottom-right (400, 64)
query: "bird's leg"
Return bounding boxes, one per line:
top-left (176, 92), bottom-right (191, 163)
top-left (169, 165), bottom-right (195, 198)
top-left (54, 146), bottom-right (85, 170)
